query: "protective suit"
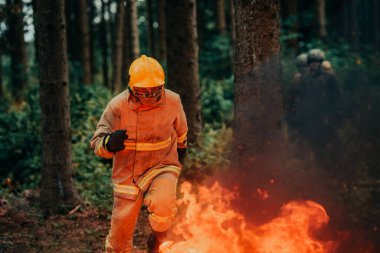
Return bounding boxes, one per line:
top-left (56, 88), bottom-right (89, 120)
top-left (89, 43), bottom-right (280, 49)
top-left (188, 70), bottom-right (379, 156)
top-left (90, 55), bottom-right (188, 253)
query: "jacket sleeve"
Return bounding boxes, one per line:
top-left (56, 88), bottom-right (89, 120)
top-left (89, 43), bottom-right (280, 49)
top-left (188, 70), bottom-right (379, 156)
top-left (174, 97), bottom-right (188, 149)
top-left (90, 103), bottom-right (121, 159)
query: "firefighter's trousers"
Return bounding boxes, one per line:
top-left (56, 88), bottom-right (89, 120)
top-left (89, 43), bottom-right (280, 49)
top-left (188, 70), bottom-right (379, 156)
top-left (106, 172), bottom-right (178, 253)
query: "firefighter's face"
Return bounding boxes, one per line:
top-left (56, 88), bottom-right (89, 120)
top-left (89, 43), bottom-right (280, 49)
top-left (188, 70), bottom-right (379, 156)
top-left (133, 85), bottom-right (163, 105)
top-left (309, 60), bottom-right (321, 71)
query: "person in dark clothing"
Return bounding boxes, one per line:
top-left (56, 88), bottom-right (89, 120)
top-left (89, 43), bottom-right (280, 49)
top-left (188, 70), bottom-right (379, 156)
top-left (293, 49), bottom-right (343, 170)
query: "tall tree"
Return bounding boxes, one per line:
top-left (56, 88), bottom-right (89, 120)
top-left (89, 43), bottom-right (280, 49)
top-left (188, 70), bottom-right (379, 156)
top-left (112, 0), bottom-right (125, 93)
top-left (89, 0), bottom-right (96, 81)
top-left (32, 0), bottom-right (39, 62)
top-left (157, 0), bottom-right (166, 61)
top-left (6, 0), bottom-right (28, 102)
top-left (231, 0), bottom-right (283, 220)
top-left (100, 0), bottom-right (109, 87)
top-left (281, 0), bottom-right (298, 50)
top-left (147, 0), bottom-right (156, 57)
top-left (37, 0), bottom-right (81, 214)
top-left (166, 0), bottom-right (201, 145)
top-left (217, 0), bottom-right (226, 35)
top-left (374, 0), bottom-right (379, 52)
top-left (129, 0), bottom-right (140, 60)
top-left (78, 0), bottom-right (92, 84)
top-left (122, 1), bottom-right (131, 86)
top-left (0, 43), bottom-right (3, 97)
top-left (316, 0), bottom-right (327, 40)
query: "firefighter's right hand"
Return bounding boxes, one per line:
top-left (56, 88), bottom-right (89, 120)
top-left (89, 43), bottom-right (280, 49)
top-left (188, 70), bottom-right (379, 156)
top-left (104, 130), bottom-right (128, 152)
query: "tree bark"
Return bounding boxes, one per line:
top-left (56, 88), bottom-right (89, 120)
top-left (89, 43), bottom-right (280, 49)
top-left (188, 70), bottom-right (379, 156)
top-left (166, 0), bottom-right (201, 145)
top-left (78, 0), bottom-right (92, 84)
top-left (129, 0), bottom-right (140, 60)
top-left (316, 0), bottom-right (327, 40)
top-left (101, 0), bottom-right (109, 87)
top-left (6, 0), bottom-right (28, 102)
top-left (112, 0), bottom-right (125, 93)
top-left (231, 0), bottom-right (282, 182)
top-left (122, 1), bottom-right (131, 87)
top-left (147, 0), bottom-right (156, 57)
top-left (157, 0), bottom-right (166, 62)
top-left (37, 0), bottom-right (81, 215)
top-left (89, 0), bottom-right (96, 80)
top-left (217, 0), bottom-right (226, 35)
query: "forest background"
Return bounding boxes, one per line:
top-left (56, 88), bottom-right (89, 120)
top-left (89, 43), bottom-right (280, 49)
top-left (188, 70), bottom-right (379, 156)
top-left (0, 0), bottom-right (380, 252)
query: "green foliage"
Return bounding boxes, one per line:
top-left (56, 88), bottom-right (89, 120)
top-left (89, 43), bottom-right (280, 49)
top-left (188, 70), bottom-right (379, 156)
top-left (182, 125), bottom-right (232, 183)
top-left (201, 76), bottom-right (233, 127)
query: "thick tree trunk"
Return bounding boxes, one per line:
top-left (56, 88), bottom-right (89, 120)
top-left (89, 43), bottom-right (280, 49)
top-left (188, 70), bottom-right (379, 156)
top-left (281, 0), bottom-right (298, 50)
top-left (101, 0), bottom-right (109, 87)
top-left (147, 0), bottom-right (156, 57)
top-left (166, 0), bottom-right (201, 145)
top-left (217, 0), bottom-right (226, 35)
top-left (129, 0), bottom-right (140, 60)
top-left (7, 0), bottom-right (28, 102)
top-left (157, 0), bottom-right (166, 62)
top-left (78, 0), bottom-right (92, 84)
top-left (37, 0), bottom-right (81, 215)
top-left (316, 0), bottom-right (327, 40)
top-left (122, 1), bottom-right (131, 87)
top-left (112, 0), bottom-right (125, 93)
top-left (231, 0), bottom-right (283, 223)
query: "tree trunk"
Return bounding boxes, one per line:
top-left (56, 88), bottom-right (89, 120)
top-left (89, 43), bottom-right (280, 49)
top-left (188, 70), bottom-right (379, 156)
top-left (129, 0), bottom-right (140, 60)
top-left (112, 0), bottom-right (125, 93)
top-left (166, 0), bottom-right (201, 145)
top-left (100, 0), bottom-right (109, 87)
top-left (6, 0), bottom-right (28, 102)
top-left (374, 0), bottom-right (379, 52)
top-left (231, 0), bottom-right (283, 221)
top-left (281, 0), bottom-right (298, 50)
top-left (37, 0), bottom-right (81, 215)
top-left (78, 0), bottom-right (92, 84)
top-left (217, 0), bottom-right (226, 35)
top-left (0, 45), bottom-right (3, 97)
top-left (157, 0), bottom-right (166, 62)
top-left (32, 0), bottom-right (39, 62)
top-left (122, 1), bottom-right (131, 87)
top-left (351, 0), bottom-right (359, 50)
top-left (316, 0), bottom-right (327, 40)
top-left (66, 0), bottom-right (80, 62)
top-left (89, 0), bottom-right (96, 81)
top-left (147, 0), bottom-right (156, 57)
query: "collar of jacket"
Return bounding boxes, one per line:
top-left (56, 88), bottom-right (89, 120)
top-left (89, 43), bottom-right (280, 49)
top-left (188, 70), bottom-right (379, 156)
top-left (127, 88), bottom-right (167, 111)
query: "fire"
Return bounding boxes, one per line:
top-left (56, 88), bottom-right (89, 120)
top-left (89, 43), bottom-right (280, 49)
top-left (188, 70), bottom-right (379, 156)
top-left (160, 182), bottom-right (338, 253)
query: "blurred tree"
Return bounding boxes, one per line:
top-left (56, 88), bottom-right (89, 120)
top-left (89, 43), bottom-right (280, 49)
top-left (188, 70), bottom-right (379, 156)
top-left (0, 43), bottom-right (3, 97)
top-left (157, 0), bottom-right (166, 62)
top-left (167, 0), bottom-right (201, 145)
top-left (89, 0), bottom-right (96, 81)
top-left (122, 0), bottom-right (131, 87)
top-left (100, 0), bottom-right (110, 87)
top-left (374, 0), bottom-right (379, 52)
top-left (217, 0), bottom-right (226, 35)
top-left (66, 0), bottom-right (80, 62)
top-left (112, 0), bottom-right (125, 93)
top-left (78, 0), bottom-right (92, 84)
top-left (31, 0), bottom-right (39, 62)
top-left (316, 0), bottom-right (327, 41)
top-left (37, 0), bottom-right (81, 215)
top-left (6, 0), bottom-right (28, 102)
top-left (147, 0), bottom-right (156, 57)
top-left (129, 0), bottom-right (140, 60)
top-left (281, 0), bottom-right (298, 50)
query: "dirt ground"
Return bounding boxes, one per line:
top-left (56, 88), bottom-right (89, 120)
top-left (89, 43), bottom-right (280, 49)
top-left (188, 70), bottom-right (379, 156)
top-left (0, 197), bottom-right (151, 253)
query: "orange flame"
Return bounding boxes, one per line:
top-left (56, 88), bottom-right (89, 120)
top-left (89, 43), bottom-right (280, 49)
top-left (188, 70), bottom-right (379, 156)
top-left (161, 182), bottom-right (338, 253)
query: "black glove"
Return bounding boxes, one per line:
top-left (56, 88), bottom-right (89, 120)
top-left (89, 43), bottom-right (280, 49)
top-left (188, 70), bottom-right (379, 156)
top-left (104, 130), bottom-right (128, 153)
top-left (177, 148), bottom-right (187, 165)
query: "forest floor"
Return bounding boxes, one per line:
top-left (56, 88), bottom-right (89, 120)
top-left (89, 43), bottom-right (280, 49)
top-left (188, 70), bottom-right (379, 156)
top-left (0, 195), bottom-right (151, 253)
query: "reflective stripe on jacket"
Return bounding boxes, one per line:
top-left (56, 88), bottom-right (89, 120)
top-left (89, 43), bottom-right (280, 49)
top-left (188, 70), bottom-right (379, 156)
top-left (90, 89), bottom-right (188, 199)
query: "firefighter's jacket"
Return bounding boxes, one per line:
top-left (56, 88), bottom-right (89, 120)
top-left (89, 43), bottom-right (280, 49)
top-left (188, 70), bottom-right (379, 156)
top-left (90, 89), bottom-right (188, 200)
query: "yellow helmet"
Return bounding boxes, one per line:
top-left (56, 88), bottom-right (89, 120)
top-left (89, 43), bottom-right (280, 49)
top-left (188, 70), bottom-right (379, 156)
top-left (128, 55), bottom-right (165, 90)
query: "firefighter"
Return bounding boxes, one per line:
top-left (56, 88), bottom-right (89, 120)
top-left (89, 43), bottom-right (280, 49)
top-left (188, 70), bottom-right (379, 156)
top-left (293, 49), bottom-right (342, 169)
top-left (90, 55), bottom-right (188, 253)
